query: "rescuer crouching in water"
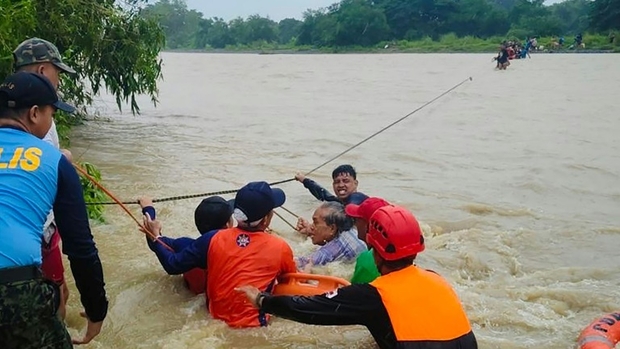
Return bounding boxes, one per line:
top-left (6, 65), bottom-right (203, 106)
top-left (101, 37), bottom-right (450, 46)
top-left (237, 205), bottom-right (478, 349)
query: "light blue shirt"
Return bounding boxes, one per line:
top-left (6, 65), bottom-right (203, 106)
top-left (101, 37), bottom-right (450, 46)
top-left (0, 128), bottom-right (60, 268)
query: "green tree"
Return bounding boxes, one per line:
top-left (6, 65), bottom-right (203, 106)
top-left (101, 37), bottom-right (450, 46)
top-left (141, 0), bottom-right (202, 49)
top-left (195, 17), bottom-right (234, 49)
top-left (590, 0), bottom-right (620, 31)
top-left (332, 0), bottom-right (390, 46)
top-left (278, 18), bottom-right (303, 44)
top-left (0, 0), bottom-right (165, 220)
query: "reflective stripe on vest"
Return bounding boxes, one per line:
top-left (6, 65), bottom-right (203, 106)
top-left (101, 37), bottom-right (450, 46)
top-left (370, 265), bottom-right (472, 341)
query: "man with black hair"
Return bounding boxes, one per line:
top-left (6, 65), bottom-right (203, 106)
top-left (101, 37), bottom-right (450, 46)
top-left (138, 195), bottom-right (234, 294)
top-left (13, 37), bottom-right (77, 320)
top-left (141, 182), bottom-right (297, 327)
top-left (295, 164), bottom-right (367, 205)
top-left (0, 72), bottom-right (108, 347)
top-left (295, 164), bottom-right (368, 235)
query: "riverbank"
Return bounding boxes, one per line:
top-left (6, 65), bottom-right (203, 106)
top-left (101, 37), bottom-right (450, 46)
top-left (164, 47), bottom-right (617, 54)
top-left (163, 34), bottom-right (619, 55)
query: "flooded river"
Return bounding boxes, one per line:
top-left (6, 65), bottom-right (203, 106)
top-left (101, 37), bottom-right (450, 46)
top-left (64, 52), bottom-right (620, 348)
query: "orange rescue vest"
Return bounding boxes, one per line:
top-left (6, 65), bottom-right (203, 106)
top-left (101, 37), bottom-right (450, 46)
top-left (370, 265), bottom-right (472, 341)
top-left (206, 227), bottom-right (297, 328)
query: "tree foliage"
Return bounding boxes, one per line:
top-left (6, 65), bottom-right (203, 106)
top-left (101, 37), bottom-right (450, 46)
top-left (142, 0), bottom-right (615, 49)
top-left (1, 0), bottom-right (165, 116)
top-left (0, 0), bottom-right (166, 221)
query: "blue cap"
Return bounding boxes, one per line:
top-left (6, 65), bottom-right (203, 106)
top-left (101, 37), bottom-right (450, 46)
top-left (233, 181), bottom-right (286, 223)
top-left (0, 72), bottom-right (75, 113)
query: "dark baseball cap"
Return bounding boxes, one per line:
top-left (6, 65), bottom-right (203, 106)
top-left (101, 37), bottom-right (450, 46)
top-left (232, 181), bottom-right (286, 223)
top-left (13, 38), bottom-right (76, 74)
top-left (0, 72), bottom-right (75, 113)
top-left (194, 196), bottom-right (234, 234)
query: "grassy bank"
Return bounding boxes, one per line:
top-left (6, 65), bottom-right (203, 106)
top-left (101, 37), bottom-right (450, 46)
top-left (165, 33), bottom-right (619, 54)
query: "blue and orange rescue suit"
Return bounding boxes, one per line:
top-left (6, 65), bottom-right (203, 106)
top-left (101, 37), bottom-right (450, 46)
top-left (145, 209), bottom-right (297, 327)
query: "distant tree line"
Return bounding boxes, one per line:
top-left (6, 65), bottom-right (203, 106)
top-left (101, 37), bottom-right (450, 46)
top-left (140, 0), bottom-right (620, 49)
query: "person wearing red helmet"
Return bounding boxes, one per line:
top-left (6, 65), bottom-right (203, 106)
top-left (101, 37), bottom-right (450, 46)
top-left (345, 197), bottom-right (391, 284)
top-left (236, 205), bottom-right (477, 349)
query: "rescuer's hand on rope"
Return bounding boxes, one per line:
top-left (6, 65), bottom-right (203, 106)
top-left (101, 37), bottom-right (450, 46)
top-left (140, 212), bottom-right (162, 240)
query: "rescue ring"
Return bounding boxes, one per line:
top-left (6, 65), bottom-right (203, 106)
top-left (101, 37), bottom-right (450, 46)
top-left (577, 312), bottom-right (620, 349)
top-left (273, 273), bottom-right (350, 296)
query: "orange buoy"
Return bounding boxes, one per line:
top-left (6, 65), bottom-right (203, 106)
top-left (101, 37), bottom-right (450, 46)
top-left (577, 312), bottom-right (620, 349)
top-left (273, 273), bottom-right (350, 296)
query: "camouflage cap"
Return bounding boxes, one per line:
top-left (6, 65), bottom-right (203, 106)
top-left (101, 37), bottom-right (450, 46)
top-left (13, 38), bottom-right (76, 74)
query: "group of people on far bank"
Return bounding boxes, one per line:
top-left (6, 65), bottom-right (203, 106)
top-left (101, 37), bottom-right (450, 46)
top-left (0, 37), bottom-right (478, 349)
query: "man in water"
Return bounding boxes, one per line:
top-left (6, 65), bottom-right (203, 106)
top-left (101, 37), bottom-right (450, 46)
top-left (0, 72), bottom-right (108, 347)
top-left (295, 164), bottom-right (367, 205)
top-left (494, 45), bottom-right (510, 70)
top-left (237, 205), bottom-right (477, 349)
top-left (141, 181), bottom-right (297, 327)
top-left (295, 164), bottom-right (368, 233)
top-left (138, 195), bottom-right (234, 294)
top-left (13, 37), bottom-right (77, 318)
top-left (345, 196), bottom-right (391, 284)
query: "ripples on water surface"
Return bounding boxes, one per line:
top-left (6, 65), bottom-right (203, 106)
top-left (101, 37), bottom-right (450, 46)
top-left (64, 53), bottom-right (620, 348)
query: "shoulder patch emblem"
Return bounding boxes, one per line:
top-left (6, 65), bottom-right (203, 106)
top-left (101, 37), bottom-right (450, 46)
top-left (236, 233), bottom-right (250, 247)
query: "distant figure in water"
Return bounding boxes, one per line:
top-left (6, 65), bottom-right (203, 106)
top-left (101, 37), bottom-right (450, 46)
top-left (493, 45), bottom-right (510, 70)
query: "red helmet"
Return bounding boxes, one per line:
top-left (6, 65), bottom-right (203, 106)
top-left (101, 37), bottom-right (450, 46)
top-left (366, 206), bottom-right (425, 261)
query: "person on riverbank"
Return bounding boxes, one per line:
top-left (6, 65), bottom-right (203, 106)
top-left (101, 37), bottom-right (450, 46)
top-left (295, 202), bottom-right (366, 272)
top-left (138, 195), bottom-right (234, 294)
top-left (0, 72), bottom-right (108, 347)
top-left (346, 196), bottom-right (391, 284)
top-left (13, 37), bottom-right (77, 318)
top-left (294, 164), bottom-right (368, 205)
top-left (237, 205), bottom-right (477, 349)
top-left (141, 181), bottom-right (297, 328)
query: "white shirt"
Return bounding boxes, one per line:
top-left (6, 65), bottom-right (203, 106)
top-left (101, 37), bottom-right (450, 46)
top-left (43, 120), bottom-right (60, 243)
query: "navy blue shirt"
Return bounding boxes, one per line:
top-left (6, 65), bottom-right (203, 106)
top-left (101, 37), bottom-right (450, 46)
top-left (142, 206), bottom-right (218, 275)
top-left (301, 178), bottom-right (367, 205)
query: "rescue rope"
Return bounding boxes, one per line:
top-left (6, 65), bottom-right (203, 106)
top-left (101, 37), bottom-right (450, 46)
top-left (84, 76), bottom-right (473, 206)
top-left (273, 211), bottom-right (297, 231)
top-left (73, 163), bottom-right (174, 252)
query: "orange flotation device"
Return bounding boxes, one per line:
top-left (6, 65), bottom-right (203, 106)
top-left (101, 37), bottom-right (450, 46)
top-left (273, 273), bottom-right (350, 296)
top-left (577, 312), bottom-right (620, 349)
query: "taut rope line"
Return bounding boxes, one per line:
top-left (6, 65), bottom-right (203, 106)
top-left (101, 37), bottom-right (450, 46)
top-left (84, 77), bottom-right (473, 206)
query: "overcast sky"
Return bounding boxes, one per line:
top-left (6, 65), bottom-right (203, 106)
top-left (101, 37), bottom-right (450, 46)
top-left (183, 0), bottom-right (562, 21)
top-left (184, 0), bottom-right (342, 21)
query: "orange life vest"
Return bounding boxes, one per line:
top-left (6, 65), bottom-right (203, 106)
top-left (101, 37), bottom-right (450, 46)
top-left (206, 227), bottom-right (297, 328)
top-left (370, 265), bottom-right (472, 341)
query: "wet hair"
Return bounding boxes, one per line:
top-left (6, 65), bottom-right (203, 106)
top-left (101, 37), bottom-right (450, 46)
top-left (194, 196), bottom-right (233, 234)
top-left (332, 164), bottom-right (357, 180)
top-left (319, 201), bottom-right (354, 236)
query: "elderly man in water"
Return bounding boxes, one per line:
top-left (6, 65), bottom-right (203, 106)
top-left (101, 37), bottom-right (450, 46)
top-left (295, 201), bottom-right (367, 272)
top-left (237, 205), bottom-right (478, 349)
